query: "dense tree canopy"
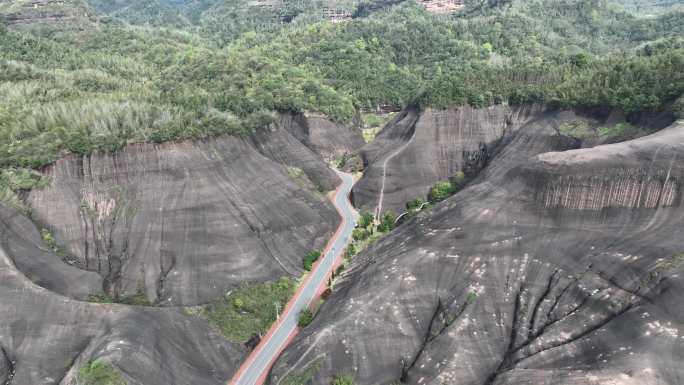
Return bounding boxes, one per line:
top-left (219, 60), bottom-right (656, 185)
top-left (0, 0), bottom-right (682, 174)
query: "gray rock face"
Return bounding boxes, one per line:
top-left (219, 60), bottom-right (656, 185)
top-left (0, 214), bottom-right (247, 385)
top-left (353, 105), bottom-right (544, 214)
top-left (0, 206), bottom-right (103, 300)
top-left (0, 343), bottom-right (13, 384)
top-left (0, 114), bottom-right (364, 384)
top-left (251, 114), bottom-right (342, 191)
top-left (27, 136), bottom-right (335, 306)
top-left (25, 116), bottom-right (364, 306)
top-left (276, 113), bottom-right (366, 163)
top-left (268, 119), bottom-right (684, 385)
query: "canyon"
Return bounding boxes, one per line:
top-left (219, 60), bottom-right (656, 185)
top-left (0, 1), bottom-right (682, 383)
top-left (1, 101), bottom-right (682, 385)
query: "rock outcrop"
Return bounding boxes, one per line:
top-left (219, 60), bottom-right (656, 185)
top-left (276, 113), bottom-right (366, 163)
top-left (251, 113), bottom-right (364, 191)
top-left (0, 206), bottom-right (103, 300)
top-left (27, 137), bottom-right (336, 306)
top-left (0, 111), bottom-right (364, 384)
top-left (268, 120), bottom-right (684, 385)
top-left (528, 127), bottom-right (680, 211)
top-left (353, 105), bottom-right (544, 214)
top-left (23, 117), bottom-right (363, 306)
top-left (352, 105), bottom-right (666, 216)
top-left (0, 214), bottom-right (247, 384)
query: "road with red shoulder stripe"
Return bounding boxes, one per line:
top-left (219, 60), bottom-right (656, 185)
top-left (229, 170), bottom-right (358, 385)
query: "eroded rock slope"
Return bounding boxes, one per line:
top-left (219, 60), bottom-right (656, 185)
top-left (352, 105), bottom-right (665, 215)
top-left (0, 204), bottom-right (247, 385)
top-left (269, 119), bottom-right (684, 385)
top-left (24, 116), bottom-right (363, 306)
top-left (352, 105), bottom-right (544, 213)
top-left (252, 113), bottom-right (363, 191)
top-left (0, 114), bottom-right (364, 384)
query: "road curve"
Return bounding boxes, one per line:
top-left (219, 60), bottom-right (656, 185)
top-left (230, 170), bottom-right (358, 385)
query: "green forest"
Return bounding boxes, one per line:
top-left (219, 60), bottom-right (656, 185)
top-left (0, 0), bottom-right (682, 177)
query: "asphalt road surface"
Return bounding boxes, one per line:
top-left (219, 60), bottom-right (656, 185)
top-left (231, 170), bottom-right (358, 385)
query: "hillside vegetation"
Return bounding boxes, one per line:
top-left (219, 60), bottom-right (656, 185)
top-left (0, 0), bottom-right (682, 181)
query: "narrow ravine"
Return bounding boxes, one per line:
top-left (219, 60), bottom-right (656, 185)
top-left (230, 170), bottom-right (358, 385)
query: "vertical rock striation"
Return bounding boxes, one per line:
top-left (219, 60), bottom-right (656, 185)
top-left (24, 116), bottom-right (364, 306)
top-left (541, 172), bottom-right (678, 210)
top-left (28, 137), bottom-right (337, 306)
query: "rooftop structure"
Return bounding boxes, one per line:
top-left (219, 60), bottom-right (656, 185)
top-left (418, 0), bottom-right (465, 14)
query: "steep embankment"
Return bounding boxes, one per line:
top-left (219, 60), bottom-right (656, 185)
top-left (0, 220), bottom-right (248, 385)
top-left (0, 113), bottom-right (364, 384)
top-left (269, 117), bottom-right (684, 384)
top-left (352, 105), bottom-right (543, 213)
top-left (23, 114), bottom-right (362, 306)
top-left (352, 105), bottom-right (669, 215)
top-left (253, 113), bottom-right (365, 192)
top-left (27, 136), bottom-right (335, 306)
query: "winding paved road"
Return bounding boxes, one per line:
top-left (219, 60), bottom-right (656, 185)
top-left (230, 170), bottom-right (358, 385)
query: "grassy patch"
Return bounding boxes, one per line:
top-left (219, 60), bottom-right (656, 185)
top-left (428, 172), bottom-right (465, 204)
top-left (77, 359), bottom-right (126, 385)
top-left (297, 308), bottom-right (314, 328)
top-left (0, 167), bottom-right (48, 211)
top-left (303, 250), bottom-right (321, 271)
top-left (466, 291), bottom-right (478, 304)
top-left (362, 112), bottom-right (396, 128)
top-left (558, 120), bottom-right (595, 139)
top-left (362, 127), bottom-right (382, 143)
top-left (655, 253), bottom-right (684, 272)
top-left (559, 120), bottom-right (639, 140)
top-left (361, 112), bottom-right (396, 143)
top-left (335, 154), bottom-right (349, 170)
top-left (343, 211), bottom-right (392, 263)
top-left (280, 358), bottom-right (323, 385)
top-left (286, 166), bottom-right (318, 192)
top-left (193, 277), bottom-right (296, 343)
top-left (88, 291), bottom-right (152, 306)
top-left (287, 166), bottom-right (305, 180)
top-left (0, 184), bottom-right (25, 212)
top-left (41, 228), bottom-right (68, 258)
top-left (333, 375), bottom-right (355, 385)
top-left (362, 113), bottom-right (388, 128)
top-left (597, 122), bottom-right (638, 138)
top-left (1, 167), bottom-right (48, 190)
